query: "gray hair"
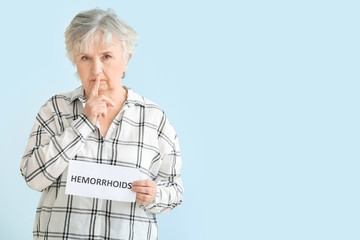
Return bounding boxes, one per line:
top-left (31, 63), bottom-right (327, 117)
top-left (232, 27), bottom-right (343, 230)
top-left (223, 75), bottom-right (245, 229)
top-left (65, 8), bottom-right (138, 65)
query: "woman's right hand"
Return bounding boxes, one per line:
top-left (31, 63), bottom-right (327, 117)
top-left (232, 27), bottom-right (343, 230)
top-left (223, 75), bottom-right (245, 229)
top-left (83, 77), bottom-right (115, 125)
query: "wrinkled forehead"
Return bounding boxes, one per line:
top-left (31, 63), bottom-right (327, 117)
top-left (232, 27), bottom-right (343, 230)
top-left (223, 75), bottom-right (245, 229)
top-left (75, 31), bottom-right (122, 55)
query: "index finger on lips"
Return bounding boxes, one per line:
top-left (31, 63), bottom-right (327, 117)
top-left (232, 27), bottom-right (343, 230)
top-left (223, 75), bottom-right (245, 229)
top-left (90, 77), bottom-right (100, 97)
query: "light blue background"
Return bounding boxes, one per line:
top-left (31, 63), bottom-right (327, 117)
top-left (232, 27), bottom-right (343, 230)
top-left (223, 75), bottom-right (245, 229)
top-left (1, 0), bottom-right (359, 239)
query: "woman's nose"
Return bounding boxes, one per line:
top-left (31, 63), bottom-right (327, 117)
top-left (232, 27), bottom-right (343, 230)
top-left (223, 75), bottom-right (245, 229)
top-left (91, 59), bottom-right (103, 76)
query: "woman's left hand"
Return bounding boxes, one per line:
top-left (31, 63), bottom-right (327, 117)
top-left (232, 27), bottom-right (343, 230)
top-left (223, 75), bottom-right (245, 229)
top-left (131, 180), bottom-right (157, 205)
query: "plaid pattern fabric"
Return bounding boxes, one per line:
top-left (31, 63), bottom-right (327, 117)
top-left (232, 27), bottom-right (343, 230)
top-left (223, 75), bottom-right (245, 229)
top-left (20, 86), bottom-right (183, 240)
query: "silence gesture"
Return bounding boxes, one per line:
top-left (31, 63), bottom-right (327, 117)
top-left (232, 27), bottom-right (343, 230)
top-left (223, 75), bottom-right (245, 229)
top-left (83, 77), bottom-right (116, 125)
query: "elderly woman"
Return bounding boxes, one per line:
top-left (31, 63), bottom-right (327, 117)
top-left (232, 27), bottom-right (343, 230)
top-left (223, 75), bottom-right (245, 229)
top-left (20, 8), bottom-right (183, 240)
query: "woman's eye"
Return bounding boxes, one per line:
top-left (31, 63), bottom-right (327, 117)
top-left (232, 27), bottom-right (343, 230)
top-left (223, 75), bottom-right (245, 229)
top-left (104, 55), bottom-right (111, 60)
top-left (81, 56), bottom-right (89, 61)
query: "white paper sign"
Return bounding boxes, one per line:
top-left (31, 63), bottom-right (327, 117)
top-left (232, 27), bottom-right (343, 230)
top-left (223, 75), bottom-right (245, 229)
top-left (65, 160), bottom-right (141, 202)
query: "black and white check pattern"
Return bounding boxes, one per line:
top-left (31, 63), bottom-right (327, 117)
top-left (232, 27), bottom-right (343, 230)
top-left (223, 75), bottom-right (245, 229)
top-left (20, 86), bottom-right (183, 240)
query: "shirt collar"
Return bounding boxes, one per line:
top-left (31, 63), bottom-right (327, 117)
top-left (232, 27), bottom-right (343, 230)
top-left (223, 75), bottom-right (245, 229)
top-left (69, 85), bottom-right (146, 107)
top-left (69, 86), bottom-right (87, 104)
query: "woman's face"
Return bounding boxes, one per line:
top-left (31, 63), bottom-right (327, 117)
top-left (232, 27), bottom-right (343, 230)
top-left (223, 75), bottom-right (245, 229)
top-left (74, 38), bottom-right (128, 97)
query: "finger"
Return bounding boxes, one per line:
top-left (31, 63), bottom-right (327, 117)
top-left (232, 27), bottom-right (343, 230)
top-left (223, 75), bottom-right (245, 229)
top-left (136, 194), bottom-right (154, 205)
top-left (91, 106), bottom-right (107, 120)
top-left (135, 196), bottom-right (146, 205)
top-left (131, 186), bottom-right (154, 195)
top-left (100, 95), bottom-right (116, 107)
top-left (93, 105), bottom-right (108, 115)
top-left (132, 180), bottom-right (156, 188)
top-left (90, 77), bottom-right (101, 97)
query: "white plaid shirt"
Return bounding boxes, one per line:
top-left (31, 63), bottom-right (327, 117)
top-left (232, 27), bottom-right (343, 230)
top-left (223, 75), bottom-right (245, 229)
top-left (20, 86), bottom-right (183, 240)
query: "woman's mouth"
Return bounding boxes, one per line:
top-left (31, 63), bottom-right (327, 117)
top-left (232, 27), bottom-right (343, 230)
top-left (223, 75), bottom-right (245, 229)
top-left (91, 79), bottom-right (106, 82)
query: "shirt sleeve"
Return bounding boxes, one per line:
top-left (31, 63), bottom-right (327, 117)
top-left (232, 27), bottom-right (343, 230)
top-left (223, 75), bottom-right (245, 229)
top-left (142, 114), bottom-right (184, 214)
top-left (20, 99), bottom-right (96, 192)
